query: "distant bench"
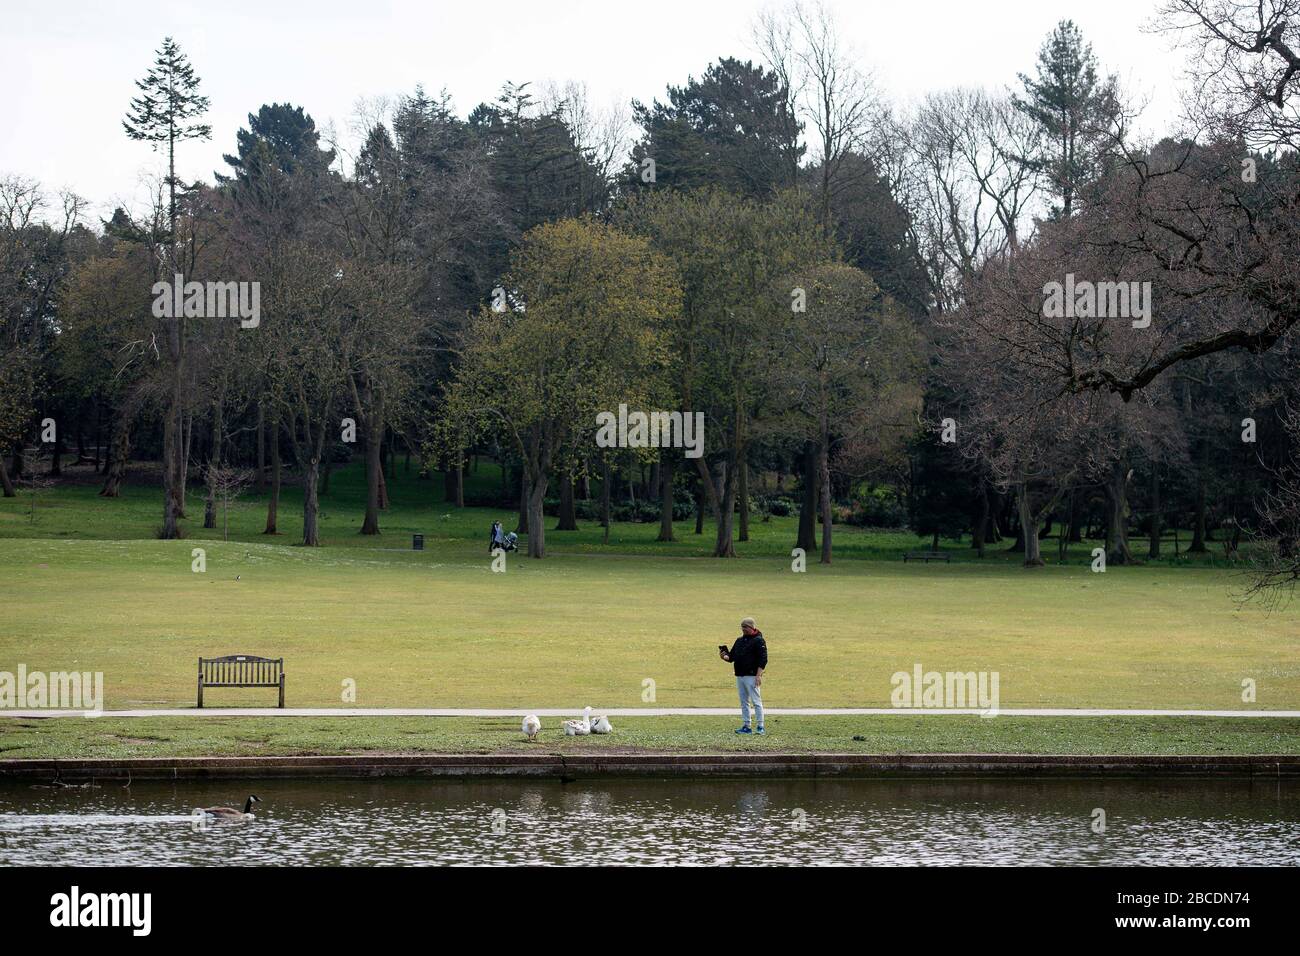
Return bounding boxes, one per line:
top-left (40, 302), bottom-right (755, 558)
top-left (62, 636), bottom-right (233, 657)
top-left (197, 655), bottom-right (284, 708)
top-left (903, 551), bottom-right (950, 564)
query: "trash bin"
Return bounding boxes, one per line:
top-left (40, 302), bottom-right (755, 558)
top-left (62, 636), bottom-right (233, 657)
top-left (412, 534), bottom-right (424, 551)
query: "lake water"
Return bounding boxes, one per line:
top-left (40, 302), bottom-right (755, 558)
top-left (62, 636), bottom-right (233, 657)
top-left (1, 776), bottom-right (1298, 866)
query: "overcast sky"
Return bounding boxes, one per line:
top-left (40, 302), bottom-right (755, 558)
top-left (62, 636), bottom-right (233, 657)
top-left (5, 0), bottom-right (1189, 220)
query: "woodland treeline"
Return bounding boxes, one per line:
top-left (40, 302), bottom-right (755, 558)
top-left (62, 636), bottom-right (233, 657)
top-left (1, 1), bottom-right (1298, 585)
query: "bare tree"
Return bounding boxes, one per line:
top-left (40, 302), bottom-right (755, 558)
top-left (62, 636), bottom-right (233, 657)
top-left (941, 220), bottom-right (1186, 566)
top-left (0, 177), bottom-right (85, 496)
top-left (18, 473), bottom-right (55, 524)
top-left (894, 89), bottom-right (1043, 314)
top-left (1157, 0), bottom-right (1300, 150)
top-left (1242, 400), bottom-right (1300, 597)
top-left (207, 464), bottom-right (253, 541)
top-left (754, 0), bottom-right (883, 233)
top-left (540, 79), bottom-right (631, 208)
top-left (260, 240), bottom-right (351, 547)
top-left (1009, 4), bottom-right (1300, 402)
top-left (770, 262), bottom-right (923, 563)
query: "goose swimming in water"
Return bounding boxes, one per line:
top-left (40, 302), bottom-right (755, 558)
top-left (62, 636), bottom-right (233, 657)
top-left (521, 714), bottom-right (542, 741)
top-left (200, 795), bottom-right (261, 820)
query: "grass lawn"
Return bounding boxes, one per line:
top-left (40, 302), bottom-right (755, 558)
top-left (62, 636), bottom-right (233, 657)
top-left (1, 460), bottom-right (1297, 756)
top-left (3, 715), bottom-right (1299, 759)
top-left (0, 455), bottom-right (1262, 566)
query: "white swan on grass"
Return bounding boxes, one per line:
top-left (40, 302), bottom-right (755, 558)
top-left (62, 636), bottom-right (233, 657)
top-left (563, 706), bottom-right (592, 736)
top-left (521, 714), bottom-right (542, 741)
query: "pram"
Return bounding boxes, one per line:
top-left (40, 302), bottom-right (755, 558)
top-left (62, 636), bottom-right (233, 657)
top-left (489, 522), bottom-right (519, 554)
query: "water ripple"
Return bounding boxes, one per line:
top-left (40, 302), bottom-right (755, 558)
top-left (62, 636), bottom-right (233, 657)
top-left (1, 778), bottom-right (1296, 866)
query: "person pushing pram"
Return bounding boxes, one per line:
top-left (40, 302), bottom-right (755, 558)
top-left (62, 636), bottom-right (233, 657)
top-left (489, 520), bottom-right (518, 554)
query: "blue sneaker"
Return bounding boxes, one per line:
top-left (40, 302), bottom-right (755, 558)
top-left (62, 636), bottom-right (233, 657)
top-left (755, 727), bottom-right (765, 735)
top-left (735, 726), bottom-right (752, 735)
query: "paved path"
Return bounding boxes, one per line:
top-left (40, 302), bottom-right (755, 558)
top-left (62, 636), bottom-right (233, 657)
top-left (5, 707), bottom-right (1299, 718)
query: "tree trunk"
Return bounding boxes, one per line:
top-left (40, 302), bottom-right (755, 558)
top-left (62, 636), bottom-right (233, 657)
top-left (556, 471), bottom-right (578, 530)
top-left (302, 455), bottom-right (321, 546)
top-left (1008, 511), bottom-right (1025, 551)
top-left (203, 401), bottom-right (222, 530)
top-left (1058, 487), bottom-right (1073, 563)
top-left (989, 493), bottom-right (1004, 542)
top-left (657, 450), bottom-right (674, 542)
top-left (93, 396), bottom-right (103, 473)
top-left (601, 456), bottom-right (611, 545)
top-left (161, 403), bottom-right (180, 538)
top-left (99, 410), bottom-right (130, 498)
top-left (49, 424), bottom-right (63, 477)
top-left (1019, 484), bottom-right (1044, 567)
top-left (0, 454), bottom-right (14, 498)
top-left (159, 234), bottom-right (186, 530)
top-left (178, 406), bottom-right (193, 517)
top-left (1190, 455), bottom-right (1208, 553)
top-left (972, 484), bottom-right (988, 558)
top-left (819, 437), bottom-right (832, 564)
top-left (361, 408), bottom-right (383, 535)
top-left (738, 458), bottom-right (750, 542)
top-left (255, 401), bottom-right (265, 492)
top-left (516, 468), bottom-right (529, 534)
top-left (526, 473), bottom-right (548, 558)
top-left (1148, 467), bottom-right (1162, 559)
top-left (1106, 460), bottom-right (1134, 565)
top-left (295, 409), bottom-right (330, 547)
top-left (796, 440), bottom-right (818, 553)
top-left (694, 474), bottom-right (705, 534)
top-left (694, 455), bottom-right (722, 523)
top-left (444, 458), bottom-right (461, 508)
top-left (713, 448), bottom-right (738, 558)
top-left (263, 413), bottom-right (281, 534)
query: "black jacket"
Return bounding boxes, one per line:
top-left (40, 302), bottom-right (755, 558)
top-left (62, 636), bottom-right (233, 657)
top-left (728, 632), bottom-right (768, 677)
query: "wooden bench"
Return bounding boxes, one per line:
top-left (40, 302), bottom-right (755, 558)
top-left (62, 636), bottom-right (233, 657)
top-left (903, 551), bottom-right (950, 564)
top-left (197, 655), bottom-right (284, 708)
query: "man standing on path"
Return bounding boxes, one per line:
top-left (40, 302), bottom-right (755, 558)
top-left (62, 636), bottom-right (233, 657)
top-left (720, 617), bottom-right (767, 735)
